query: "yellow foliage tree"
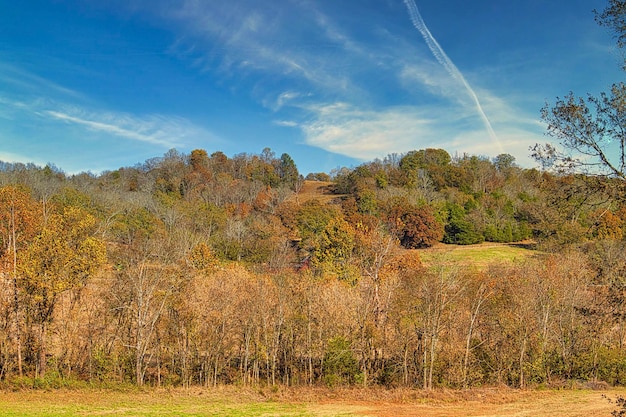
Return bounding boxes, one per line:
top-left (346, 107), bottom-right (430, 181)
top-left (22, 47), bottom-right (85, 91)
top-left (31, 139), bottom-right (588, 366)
top-left (18, 205), bottom-right (106, 376)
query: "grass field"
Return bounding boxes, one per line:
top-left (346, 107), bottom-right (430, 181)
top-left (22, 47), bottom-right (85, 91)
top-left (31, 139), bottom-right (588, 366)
top-left (418, 241), bottom-right (539, 270)
top-left (0, 387), bottom-right (624, 417)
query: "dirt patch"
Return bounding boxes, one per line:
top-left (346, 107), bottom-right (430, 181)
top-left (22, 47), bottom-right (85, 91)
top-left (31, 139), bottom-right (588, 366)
top-left (265, 386), bottom-right (624, 417)
top-left (324, 389), bottom-right (623, 417)
top-left (291, 180), bottom-right (344, 204)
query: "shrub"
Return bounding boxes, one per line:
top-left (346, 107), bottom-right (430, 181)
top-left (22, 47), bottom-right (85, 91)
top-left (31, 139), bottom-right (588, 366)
top-left (323, 337), bottom-right (359, 386)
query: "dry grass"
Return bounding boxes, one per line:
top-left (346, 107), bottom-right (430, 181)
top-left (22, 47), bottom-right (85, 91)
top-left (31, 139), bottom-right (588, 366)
top-left (293, 181), bottom-right (342, 204)
top-left (347, 388), bottom-right (624, 417)
top-left (0, 386), bottom-right (624, 417)
top-left (276, 386), bottom-right (625, 417)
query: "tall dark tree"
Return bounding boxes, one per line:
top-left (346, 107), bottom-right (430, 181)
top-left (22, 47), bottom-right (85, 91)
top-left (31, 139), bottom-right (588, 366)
top-left (443, 203), bottom-right (484, 245)
top-left (278, 153), bottom-right (300, 190)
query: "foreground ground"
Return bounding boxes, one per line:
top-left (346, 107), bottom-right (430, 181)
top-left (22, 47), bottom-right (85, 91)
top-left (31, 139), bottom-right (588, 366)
top-left (0, 386), bottom-right (624, 416)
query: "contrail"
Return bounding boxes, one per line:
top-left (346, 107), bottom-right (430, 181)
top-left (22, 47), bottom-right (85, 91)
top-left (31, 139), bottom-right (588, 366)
top-left (403, 0), bottom-right (500, 149)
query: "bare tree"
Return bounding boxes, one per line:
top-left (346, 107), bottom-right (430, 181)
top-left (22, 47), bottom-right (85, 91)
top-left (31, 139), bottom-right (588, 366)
top-left (533, 1), bottom-right (626, 183)
top-left (110, 238), bottom-right (182, 386)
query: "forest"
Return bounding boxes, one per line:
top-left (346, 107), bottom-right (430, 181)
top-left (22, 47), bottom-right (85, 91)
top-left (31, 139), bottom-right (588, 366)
top-left (1, 146), bottom-right (625, 390)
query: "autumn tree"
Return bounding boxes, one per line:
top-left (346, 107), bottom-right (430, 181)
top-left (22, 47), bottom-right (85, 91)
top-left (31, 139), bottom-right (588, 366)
top-left (399, 148), bottom-right (451, 189)
top-left (583, 239), bottom-right (626, 383)
top-left (0, 185), bottom-right (40, 377)
top-left (17, 204), bottom-right (106, 376)
top-left (182, 149), bottom-right (212, 199)
top-left (350, 221), bottom-right (400, 385)
top-left (108, 230), bottom-right (185, 386)
top-left (311, 217), bottom-right (357, 281)
top-left (294, 200), bottom-right (342, 266)
top-left (189, 149), bottom-right (210, 173)
top-left (384, 198), bottom-right (444, 249)
top-left (483, 262), bottom-right (538, 387)
top-left (420, 261), bottom-right (464, 389)
top-left (493, 153), bottom-right (517, 174)
top-left (590, 207), bottom-right (624, 240)
top-left (391, 254), bottom-right (463, 389)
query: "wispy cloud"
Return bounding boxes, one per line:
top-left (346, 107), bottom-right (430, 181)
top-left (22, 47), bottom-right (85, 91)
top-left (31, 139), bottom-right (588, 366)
top-left (0, 92), bottom-right (218, 150)
top-left (274, 120), bottom-right (299, 128)
top-left (286, 96), bottom-right (544, 165)
top-left (265, 91), bottom-right (311, 111)
top-left (403, 0), bottom-right (499, 148)
top-left (294, 102), bottom-right (452, 160)
top-left (399, 62), bottom-right (473, 108)
top-left (43, 109), bottom-right (189, 148)
top-left (0, 55), bottom-right (219, 150)
top-left (155, 0), bottom-right (514, 152)
top-left (125, 1), bottom-right (476, 110)
top-left (158, 1), bottom-right (370, 96)
top-left (0, 62), bottom-right (85, 100)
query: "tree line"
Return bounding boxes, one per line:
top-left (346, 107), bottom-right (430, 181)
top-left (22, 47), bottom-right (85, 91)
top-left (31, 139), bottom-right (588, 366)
top-left (0, 144), bottom-right (625, 389)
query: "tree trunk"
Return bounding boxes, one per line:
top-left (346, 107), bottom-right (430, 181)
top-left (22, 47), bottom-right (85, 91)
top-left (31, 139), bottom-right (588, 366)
top-left (12, 276), bottom-right (22, 378)
top-left (10, 203), bottom-right (23, 377)
top-left (135, 337), bottom-right (144, 386)
top-left (38, 322), bottom-right (47, 377)
top-left (463, 285), bottom-right (487, 388)
top-left (428, 331), bottom-right (437, 390)
top-left (403, 344), bottom-right (409, 386)
top-left (519, 337), bottom-right (527, 389)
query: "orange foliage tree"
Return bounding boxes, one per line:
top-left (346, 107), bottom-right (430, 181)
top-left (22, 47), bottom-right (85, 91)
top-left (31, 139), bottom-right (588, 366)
top-left (0, 185), bottom-right (41, 377)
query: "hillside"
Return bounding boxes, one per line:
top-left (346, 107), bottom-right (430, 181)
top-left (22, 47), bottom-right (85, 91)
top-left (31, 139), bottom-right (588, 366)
top-left (297, 180), bottom-right (539, 269)
top-left (0, 148), bottom-right (624, 391)
top-left (293, 180), bottom-right (338, 204)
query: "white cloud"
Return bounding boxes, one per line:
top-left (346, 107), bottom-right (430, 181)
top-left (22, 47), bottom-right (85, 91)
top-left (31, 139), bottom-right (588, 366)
top-left (296, 103), bottom-right (439, 160)
top-left (0, 91), bottom-right (218, 150)
top-left (44, 109), bottom-right (189, 148)
top-left (289, 98), bottom-right (545, 167)
top-left (175, 0), bottom-right (516, 157)
top-left (264, 90), bottom-right (310, 111)
top-left (399, 63), bottom-right (473, 108)
top-left (273, 120), bottom-right (298, 128)
top-left (0, 150), bottom-right (46, 167)
top-left (0, 62), bottom-right (85, 100)
top-left (159, 0), bottom-right (368, 96)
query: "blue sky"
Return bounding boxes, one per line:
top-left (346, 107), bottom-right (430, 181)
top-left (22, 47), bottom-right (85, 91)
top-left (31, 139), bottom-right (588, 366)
top-left (0, 0), bottom-right (622, 175)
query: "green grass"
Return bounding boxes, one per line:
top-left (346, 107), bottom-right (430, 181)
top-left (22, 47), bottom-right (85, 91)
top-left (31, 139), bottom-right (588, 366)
top-left (0, 389), bottom-right (361, 417)
top-left (418, 242), bottom-right (539, 270)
